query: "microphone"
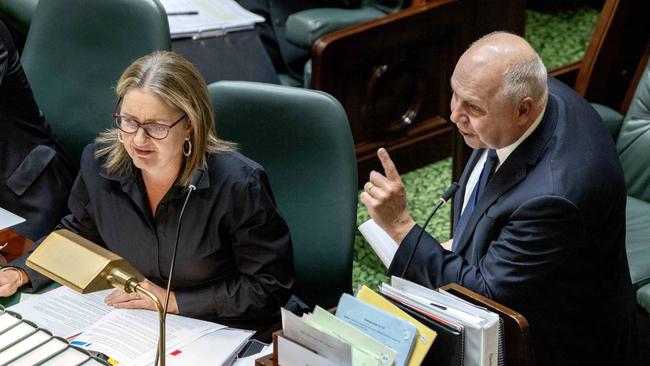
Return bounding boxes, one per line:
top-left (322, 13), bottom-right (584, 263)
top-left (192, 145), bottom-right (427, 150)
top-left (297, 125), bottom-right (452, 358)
top-left (156, 168), bottom-right (203, 365)
top-left (400, 182), bottom-right (459, 278)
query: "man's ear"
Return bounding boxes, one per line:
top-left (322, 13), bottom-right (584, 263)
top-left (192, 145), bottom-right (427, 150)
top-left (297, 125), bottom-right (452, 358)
top-left (517, 97), bottom-right (535, 125)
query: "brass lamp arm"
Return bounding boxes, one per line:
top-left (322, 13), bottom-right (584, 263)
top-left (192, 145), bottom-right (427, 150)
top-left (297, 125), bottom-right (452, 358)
top-left (106, 268), bottom-right (166, 366)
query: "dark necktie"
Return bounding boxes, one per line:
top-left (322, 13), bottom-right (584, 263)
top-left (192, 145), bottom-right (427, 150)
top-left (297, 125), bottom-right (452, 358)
top-left (452, 149), bottom-right (499, 250)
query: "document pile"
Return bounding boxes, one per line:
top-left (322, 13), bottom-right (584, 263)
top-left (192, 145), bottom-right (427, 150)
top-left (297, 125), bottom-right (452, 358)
top-left (8, 287), bottom-right (252, 366)
top-left (381, 277), bottom-right (504, 366)
top-left (278, 276), bottom-right (503, 366)
top-left (159, 0), bottom-right (264, 39)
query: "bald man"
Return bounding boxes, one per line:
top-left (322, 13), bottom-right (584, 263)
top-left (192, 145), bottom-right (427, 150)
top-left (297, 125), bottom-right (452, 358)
top-left (361, 32), bottom-right (638, 365)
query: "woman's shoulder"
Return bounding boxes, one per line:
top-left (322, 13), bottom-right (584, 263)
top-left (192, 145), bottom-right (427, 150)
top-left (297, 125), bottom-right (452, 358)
top-left (205, 151), bottom-right (267, 183)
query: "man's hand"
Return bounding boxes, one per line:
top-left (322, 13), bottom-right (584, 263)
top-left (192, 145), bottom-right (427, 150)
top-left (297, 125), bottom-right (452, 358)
top-left (360, 148), bottom-right (416, 244)
top-left (104, 279), bottom-right (179, 314)
top-left (441, 239), bottom-right (453, 251)
top-left (0, 267), bottom-right (27, 297)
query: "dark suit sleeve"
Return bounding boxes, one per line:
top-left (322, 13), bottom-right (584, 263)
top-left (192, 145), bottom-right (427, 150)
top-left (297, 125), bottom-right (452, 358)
top-left (174, 170), bottom-right (294, 321)
top-left (389, 195), bottom-right (584, 302)
top-left (13, 156), bottom-right (104, 292)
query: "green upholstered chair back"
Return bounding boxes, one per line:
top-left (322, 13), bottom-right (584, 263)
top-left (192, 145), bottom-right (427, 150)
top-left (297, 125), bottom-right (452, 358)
top-left (20, 0), bottom-right (170, 166)
top-left (616, 59), bottom-right (650, 202)
top-left (208, 81), bottom-right (358, 309)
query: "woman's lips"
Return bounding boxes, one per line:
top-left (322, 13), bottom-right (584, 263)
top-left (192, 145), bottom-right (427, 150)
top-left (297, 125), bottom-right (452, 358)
top-left (133, 146), bottom-right (153, 157)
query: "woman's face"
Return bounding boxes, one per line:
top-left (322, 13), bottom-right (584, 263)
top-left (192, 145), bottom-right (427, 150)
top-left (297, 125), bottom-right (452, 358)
top-left (118, 88), bottom-right (191, 179)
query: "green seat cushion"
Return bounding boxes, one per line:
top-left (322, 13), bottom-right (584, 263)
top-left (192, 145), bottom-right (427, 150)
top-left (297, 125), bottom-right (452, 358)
top-left (626, 195), bottom-right (650, 287)
top-left (286, 7), bottom-right (385, 48)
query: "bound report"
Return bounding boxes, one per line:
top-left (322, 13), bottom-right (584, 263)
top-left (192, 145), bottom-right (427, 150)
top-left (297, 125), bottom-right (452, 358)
top-left (382, 277), bottom-right (503, 366)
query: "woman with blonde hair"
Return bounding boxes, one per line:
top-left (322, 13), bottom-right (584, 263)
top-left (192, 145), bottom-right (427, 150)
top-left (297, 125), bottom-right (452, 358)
top-left (2, 51), bottom-right (295, 328)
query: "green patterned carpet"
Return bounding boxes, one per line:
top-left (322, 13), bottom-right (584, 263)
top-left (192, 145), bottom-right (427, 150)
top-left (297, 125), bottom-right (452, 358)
top-left (351, 5), bottom-right (600, 290)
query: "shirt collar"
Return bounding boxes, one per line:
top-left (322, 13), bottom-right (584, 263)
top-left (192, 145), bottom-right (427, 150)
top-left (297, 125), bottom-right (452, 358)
top-left (495, 101), bottom-right (547, 167)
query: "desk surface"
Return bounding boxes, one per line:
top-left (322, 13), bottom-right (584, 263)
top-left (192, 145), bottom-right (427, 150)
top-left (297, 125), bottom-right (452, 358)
top-left (172, 30), bottom-right (279, 85)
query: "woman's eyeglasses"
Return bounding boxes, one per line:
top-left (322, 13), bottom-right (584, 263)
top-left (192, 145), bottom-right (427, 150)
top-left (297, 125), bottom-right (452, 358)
top-left (113, 113), bottom-right (186, 140)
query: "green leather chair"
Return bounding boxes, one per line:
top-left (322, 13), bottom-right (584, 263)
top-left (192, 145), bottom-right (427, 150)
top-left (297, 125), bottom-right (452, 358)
top-left (0, 0), bottom-right (37, 34)
top-left (20, 0), bottom-right (170, 166)
top-left (208, 81), bottom-right (358, 309)
top-left (283, 0), bottom-right (406, 86)
top-left (593, 56), bottom-right (650, 314)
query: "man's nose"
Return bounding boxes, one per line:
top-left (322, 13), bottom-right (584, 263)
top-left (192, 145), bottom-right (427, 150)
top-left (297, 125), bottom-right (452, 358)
top-left (450, 104), bottom-right (464, 125)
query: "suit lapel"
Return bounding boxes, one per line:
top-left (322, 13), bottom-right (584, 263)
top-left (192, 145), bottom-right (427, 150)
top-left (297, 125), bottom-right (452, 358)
top-left (452, 95), bottom-right (559, 254)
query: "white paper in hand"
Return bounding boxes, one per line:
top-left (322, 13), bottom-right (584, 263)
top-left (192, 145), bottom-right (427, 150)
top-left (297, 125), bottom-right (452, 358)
top-left (358, 219), bottom-right (398, 268)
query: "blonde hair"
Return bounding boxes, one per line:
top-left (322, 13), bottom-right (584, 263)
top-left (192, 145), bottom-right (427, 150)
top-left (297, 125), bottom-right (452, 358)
top-left (96, 51), bottom-right (235, 188)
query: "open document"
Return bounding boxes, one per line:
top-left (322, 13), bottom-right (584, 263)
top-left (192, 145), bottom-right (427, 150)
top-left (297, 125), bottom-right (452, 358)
top-left (8, 286), bottom-right (245, 366)
top-left (159, 0), bottom-right (264, 39)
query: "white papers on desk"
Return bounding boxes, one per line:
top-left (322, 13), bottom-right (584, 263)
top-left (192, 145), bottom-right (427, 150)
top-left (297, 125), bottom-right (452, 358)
top-left (160, 0), bottom-right (264, 39)
top-left (160, 327), bottom-right (254, 366)
top-left (0, 206), bottom-right (25, 231)
top-left (8, 286), bottom-right (232, 366)
top-left (358, 219), bottom-right (398, 268)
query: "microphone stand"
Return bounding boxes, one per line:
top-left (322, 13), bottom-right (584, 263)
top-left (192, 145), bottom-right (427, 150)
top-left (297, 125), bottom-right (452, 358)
top-left (154, 170), bottom-right (203, 366)
top-left (400, 182), bottom-right (459, 278)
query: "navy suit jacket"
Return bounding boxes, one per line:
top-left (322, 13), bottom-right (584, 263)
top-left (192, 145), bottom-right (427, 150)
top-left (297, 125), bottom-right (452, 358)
top-left (389, 78), bottom-right (638, 365)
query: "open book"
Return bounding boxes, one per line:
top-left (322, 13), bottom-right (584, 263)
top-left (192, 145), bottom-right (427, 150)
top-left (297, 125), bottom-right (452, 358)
top-left (8, 286), bottom-right (250, 366)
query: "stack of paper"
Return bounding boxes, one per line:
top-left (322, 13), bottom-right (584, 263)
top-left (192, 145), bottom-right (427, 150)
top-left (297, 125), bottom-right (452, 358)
top-left (381, 277), bottom-right (503, 366)
top-left (9, 287), bottom-right (251, 366)
top-left (278, 286), bottom-right (439, 366)
top-left (159, 0), bottom-right (264, 39)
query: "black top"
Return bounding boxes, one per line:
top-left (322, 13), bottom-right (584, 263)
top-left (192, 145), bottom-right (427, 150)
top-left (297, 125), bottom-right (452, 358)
top-left (0, 19), bottom-right (75, 240)
top-left (19, 143), bottom-right (295, 324)
top-left (0, 20), bottom-right (39, 122)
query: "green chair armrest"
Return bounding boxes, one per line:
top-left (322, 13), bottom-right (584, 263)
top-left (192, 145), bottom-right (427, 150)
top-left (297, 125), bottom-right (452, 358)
top-left (637, 282), bottom-right (650, 316)
top-left (286, 7), bottom-right (385, 48)
top-left (592, 102), bottom-right (624, 142)
top-left (0, 0), bottom-right (39, 33)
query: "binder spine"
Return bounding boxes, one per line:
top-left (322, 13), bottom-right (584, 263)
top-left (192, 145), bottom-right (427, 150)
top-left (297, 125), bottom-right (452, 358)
top-left (497, 318), bottom-right (505, 366)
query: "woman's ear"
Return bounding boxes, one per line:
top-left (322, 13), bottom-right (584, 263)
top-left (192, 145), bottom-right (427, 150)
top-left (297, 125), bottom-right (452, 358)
top-left (184, 119), bottom-right (193, 139)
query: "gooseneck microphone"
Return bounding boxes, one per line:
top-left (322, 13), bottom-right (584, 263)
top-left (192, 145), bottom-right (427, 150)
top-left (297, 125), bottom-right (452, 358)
top-left (400, 182), bottom-right (460, 278)
top-left (155, 168), bottom-right (204, 366)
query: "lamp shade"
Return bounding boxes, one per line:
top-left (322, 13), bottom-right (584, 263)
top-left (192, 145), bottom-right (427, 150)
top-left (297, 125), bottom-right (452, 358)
top-left (26, 229), bottom-right (144, 293)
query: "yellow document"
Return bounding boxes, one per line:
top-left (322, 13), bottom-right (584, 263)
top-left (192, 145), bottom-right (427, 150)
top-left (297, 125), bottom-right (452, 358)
top-left (356, 285), bottom-right (437, 366)
top-left (305, 306), bottom-right (397, 366)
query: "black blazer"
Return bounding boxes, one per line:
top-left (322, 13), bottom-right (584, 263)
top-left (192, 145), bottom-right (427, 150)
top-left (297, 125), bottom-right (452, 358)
top-left (0, 20), bottom-right (75, 240)
top-left (389, 78), bottom-right (639, 365)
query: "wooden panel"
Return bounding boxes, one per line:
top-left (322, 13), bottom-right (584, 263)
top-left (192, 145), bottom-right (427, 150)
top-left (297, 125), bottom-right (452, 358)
top-left (574, 0), bottom-right (648, 111)
top-left (310, 0), bottom-right (525, 184)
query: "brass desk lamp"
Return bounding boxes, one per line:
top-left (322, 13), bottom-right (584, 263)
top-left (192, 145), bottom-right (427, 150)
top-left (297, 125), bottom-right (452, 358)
top-left (26, 229), bottom-right (166, 366)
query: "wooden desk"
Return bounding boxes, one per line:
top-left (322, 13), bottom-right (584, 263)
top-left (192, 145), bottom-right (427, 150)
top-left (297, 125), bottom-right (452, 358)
top-left (0, 229), bottom-right (33, 264)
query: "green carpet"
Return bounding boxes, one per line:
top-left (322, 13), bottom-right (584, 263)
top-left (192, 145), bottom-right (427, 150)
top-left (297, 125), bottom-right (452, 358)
top-left (351, 5), bottom-right (600, 291)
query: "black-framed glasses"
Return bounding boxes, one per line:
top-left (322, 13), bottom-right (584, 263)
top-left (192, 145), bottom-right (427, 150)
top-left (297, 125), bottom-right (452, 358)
top-left (113, 113), bottom-right (186, 140)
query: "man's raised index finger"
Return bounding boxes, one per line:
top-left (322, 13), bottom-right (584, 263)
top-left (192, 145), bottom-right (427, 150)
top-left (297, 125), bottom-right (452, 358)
top-left (377, 148), bottom-right (400, 181)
